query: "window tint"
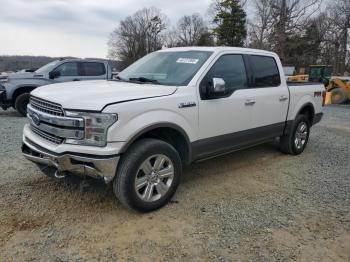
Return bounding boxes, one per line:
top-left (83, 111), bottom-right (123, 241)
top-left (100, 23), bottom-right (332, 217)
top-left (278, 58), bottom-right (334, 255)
top-left (54, 62), bottom-right (79, 76)
top-left (201, 54), bottom-right (247, 95)
top-left (82, 62), bottom-right (106, 76)
top-left (250, 55), bottom-right (281, 87)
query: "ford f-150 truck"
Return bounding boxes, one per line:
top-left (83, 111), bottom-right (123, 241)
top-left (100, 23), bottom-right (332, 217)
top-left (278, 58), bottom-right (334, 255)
top-left (0, 58), bottom-right (114, 116)
top-left (21, 47), bottom-right (325, 212)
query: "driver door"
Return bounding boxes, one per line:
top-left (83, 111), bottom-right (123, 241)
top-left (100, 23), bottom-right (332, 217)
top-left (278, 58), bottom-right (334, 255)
top-left (195, 54), bottom-right (255, 159)
top-left (51, 62), bottom-right (81, 82)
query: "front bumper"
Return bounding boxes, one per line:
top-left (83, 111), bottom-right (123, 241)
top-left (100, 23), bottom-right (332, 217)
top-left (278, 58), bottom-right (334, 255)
top-left (0, 85), bottom-right (11, 110)
top-left (22, 138), bottom-right (120, 183)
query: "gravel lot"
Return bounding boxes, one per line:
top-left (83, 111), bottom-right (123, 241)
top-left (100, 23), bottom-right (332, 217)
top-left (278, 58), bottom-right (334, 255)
top-left (0, 105), bottom-right (349, 261)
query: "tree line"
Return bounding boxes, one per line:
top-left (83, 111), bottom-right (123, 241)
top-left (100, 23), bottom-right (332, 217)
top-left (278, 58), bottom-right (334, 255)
top-left (108, 0), bottom-right (350, 74)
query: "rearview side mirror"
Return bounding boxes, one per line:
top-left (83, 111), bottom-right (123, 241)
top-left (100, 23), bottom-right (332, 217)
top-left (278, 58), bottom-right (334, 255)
top-left (204, 77), bottom-right (226, 99)
top-left (212, 78), bottom-right (226, 93)
top-left (49, 71), bottom-right (60, 79)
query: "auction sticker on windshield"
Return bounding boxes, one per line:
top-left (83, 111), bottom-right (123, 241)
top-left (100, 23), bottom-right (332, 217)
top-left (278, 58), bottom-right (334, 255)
top-left (176, 58), bottom-right (199, 64)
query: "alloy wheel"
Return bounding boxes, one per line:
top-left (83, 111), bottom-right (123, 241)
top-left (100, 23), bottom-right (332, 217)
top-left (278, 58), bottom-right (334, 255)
top-left (135, 154), bottom-right (174, 202)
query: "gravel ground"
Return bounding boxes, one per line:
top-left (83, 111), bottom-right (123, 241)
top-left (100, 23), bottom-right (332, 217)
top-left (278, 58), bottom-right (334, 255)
top-left (0, 105), bottom-right (349, 261)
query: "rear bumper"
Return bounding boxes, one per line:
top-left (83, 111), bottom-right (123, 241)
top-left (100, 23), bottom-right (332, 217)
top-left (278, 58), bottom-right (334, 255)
top-left (22, 138), bottom-right (120, 183)
top-left (313, 112), bottom-right (323, 125)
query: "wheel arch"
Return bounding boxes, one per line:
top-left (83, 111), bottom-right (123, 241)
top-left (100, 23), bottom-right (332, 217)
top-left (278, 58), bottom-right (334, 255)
top-left (120, 123), bottom-right (193, 165)
top-left (12, 86), bottom-right (37, 106)
top-left (297, 102), bottom-right (315, 124)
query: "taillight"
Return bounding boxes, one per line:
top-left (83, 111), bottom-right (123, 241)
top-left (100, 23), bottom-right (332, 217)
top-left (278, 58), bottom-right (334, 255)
top-left (322, 91), bottom-right (326, 106)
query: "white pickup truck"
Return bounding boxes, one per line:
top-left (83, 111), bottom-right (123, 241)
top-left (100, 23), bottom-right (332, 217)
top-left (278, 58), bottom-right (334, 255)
top-left (22, 47), bottom-right (325, 212)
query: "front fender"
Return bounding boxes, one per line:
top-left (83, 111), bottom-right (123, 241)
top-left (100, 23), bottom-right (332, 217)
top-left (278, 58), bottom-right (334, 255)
top-left (107, 109), bottom-right (196, 143)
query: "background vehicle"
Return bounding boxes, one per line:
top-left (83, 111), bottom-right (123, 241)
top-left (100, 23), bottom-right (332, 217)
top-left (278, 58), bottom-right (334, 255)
top-left (0, 58), bottom-right (114, 116)
top-left (308, 65), bottom-right (333, 82)
top-left (287, 64), bottom-right (349, 104)
top-left (21, 47), bottom-right (325, 212)
top-left (326, 78), bottom-right (350, 104)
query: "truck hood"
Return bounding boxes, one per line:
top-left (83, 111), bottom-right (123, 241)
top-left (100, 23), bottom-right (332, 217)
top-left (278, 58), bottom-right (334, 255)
top-left (7, 72), bottom-right (35, 79)
top-left (31, 80), bottom-right (178, 111)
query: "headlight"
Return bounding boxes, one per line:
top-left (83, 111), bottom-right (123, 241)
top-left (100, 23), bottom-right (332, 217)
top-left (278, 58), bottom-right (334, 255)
top-left (65, 111), bottom-right (117, 147)
top-left (0, 77), bottom-right (8, 83)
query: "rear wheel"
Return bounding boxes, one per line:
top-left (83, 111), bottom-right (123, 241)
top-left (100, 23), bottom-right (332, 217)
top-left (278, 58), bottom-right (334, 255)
top-left (14, 93), bottom-right (30, 116)
top-left (113, 138), bottom-right (182, 212)
top-left (331, 88), bottom-right (347, 104)
top-left (280, 114), bottom-right (310, 155)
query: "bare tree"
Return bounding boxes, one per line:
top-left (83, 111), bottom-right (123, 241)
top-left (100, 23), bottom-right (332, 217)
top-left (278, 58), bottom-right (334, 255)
top-left (163, 28), bottom-right (179, 48)
top-left (108, 7), bottom-right (168, 66)
top-left (328, 0), bottom-right (350, 73)
top-left (268, 0), bottom-right (321, 61)
top-left (177, 13), bottom-right (209, 46)
top-left (248, 0), bottom-right (273, 49)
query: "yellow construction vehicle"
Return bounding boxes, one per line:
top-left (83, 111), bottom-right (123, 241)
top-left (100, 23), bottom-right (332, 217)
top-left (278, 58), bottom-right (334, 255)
top-left (308, 65), bottom-right (332, 82)
top-left (287, 74), bottom-right (309, 82)
top-left (325, 78), bottom-right (350, 104)
top-left (287, 65), bottom-right (332, 83)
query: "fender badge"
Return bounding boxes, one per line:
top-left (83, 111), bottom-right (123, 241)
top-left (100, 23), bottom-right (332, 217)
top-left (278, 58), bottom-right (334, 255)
top-left (178, 102), bottom-right (196, 108)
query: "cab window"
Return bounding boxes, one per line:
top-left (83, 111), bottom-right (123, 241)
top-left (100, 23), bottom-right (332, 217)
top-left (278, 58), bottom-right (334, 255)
top-left (81, 62), bottom-right (106, 76)
top-left (249, 55), bottom-right (281, 87)
top-left (200, 54), bottom-right (248, 97)
top-left (54, 62), bottom-right (79, 76)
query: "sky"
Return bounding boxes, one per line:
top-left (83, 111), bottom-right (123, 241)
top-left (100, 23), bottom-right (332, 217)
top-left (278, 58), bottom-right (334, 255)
top-left (0, 0), bottom-right (222, 58)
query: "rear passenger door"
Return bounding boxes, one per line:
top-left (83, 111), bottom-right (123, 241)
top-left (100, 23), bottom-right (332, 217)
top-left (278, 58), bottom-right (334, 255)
top-left (247, 55), bottom-right (289, 139)
top-left (80, 62), bottom-right (107, 80)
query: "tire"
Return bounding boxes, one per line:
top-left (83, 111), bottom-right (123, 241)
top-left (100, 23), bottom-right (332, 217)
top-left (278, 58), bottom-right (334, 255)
top-left (280, 114), bottom-right (310, 155)
top-left (331, 88), bottom-right (347, 104)
top-left (113, 138), bottom-right (182, 212)
top-left (14, 93), bottom-right (30, 116)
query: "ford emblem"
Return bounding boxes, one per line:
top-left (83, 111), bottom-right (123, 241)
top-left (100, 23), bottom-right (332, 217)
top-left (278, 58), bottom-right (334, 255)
top-left (32, 113), bottom-right (41, 126)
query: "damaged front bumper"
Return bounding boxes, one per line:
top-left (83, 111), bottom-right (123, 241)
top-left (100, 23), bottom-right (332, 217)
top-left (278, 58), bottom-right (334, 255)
top-left (22, 138), bottom-right (120, 183)
top-left (0, 85), bottom-right (11, 110)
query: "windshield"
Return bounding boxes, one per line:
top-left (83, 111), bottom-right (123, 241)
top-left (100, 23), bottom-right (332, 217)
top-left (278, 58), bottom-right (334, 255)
top-left (35, 61), bottom-right (60, 74)
top-left (118, 51), bottom-right (213, 86)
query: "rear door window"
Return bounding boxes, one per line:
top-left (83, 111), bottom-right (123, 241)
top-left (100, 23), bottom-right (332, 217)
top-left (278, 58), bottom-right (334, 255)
top-left (81, 62), bottom-right (106, 76)
top-left (249, 55), bottom-right (281, 87)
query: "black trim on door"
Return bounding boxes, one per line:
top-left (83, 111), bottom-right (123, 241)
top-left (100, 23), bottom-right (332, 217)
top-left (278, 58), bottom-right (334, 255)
top-left (242, 54), bottom-right (254, 88)
top-left (191, 122), bottom-right (286, 161)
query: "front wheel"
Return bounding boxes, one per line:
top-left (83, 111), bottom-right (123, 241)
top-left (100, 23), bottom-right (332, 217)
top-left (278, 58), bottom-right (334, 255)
top-left (280, 114), bottom-right (310, 155)
top-left (113, 138), bottom-right (182, 212)
top-left (14, 93), bottom-right (30, 116)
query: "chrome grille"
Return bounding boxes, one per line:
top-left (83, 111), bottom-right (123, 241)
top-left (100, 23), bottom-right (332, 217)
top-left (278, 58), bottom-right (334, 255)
top-left (31, 125), bottom-right (64, 144)
top-left (30, 96), bottom-right (64, 116)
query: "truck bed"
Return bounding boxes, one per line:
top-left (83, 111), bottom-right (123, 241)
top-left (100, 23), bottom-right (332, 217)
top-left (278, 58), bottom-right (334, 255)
top-left (287, 82), bottom-right (324, 86)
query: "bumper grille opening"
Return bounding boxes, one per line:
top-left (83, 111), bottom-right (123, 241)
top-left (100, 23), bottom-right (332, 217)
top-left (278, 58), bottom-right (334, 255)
top-left (31, 125), bottom-right (64, 144)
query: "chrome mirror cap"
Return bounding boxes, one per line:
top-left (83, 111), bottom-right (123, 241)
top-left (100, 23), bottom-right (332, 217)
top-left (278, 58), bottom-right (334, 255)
top-left (213, 77), bottom-right (226, 93)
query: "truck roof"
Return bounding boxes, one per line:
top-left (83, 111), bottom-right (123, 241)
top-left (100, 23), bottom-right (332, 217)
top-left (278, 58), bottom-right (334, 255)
top-left (158, 46), bottom-right (277, 56)
top-left (57, 58), bottom-right (109, 63)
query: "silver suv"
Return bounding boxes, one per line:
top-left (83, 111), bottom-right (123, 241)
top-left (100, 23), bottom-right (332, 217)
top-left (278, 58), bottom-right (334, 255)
top-left (0, 58), bottom-right (113, 116)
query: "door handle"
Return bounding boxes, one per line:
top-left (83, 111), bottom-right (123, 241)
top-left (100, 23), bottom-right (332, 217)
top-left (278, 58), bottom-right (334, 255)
top-left (245, 99), bottom-right (256, 106)
top-left (73, 79), bottom-right (80, 81)
top-left (279, 95), bottom-right (288, 101)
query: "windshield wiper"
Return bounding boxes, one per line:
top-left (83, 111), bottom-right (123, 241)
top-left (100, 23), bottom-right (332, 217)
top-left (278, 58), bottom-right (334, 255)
top-left (129, 77), bottom-right (159, 84)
